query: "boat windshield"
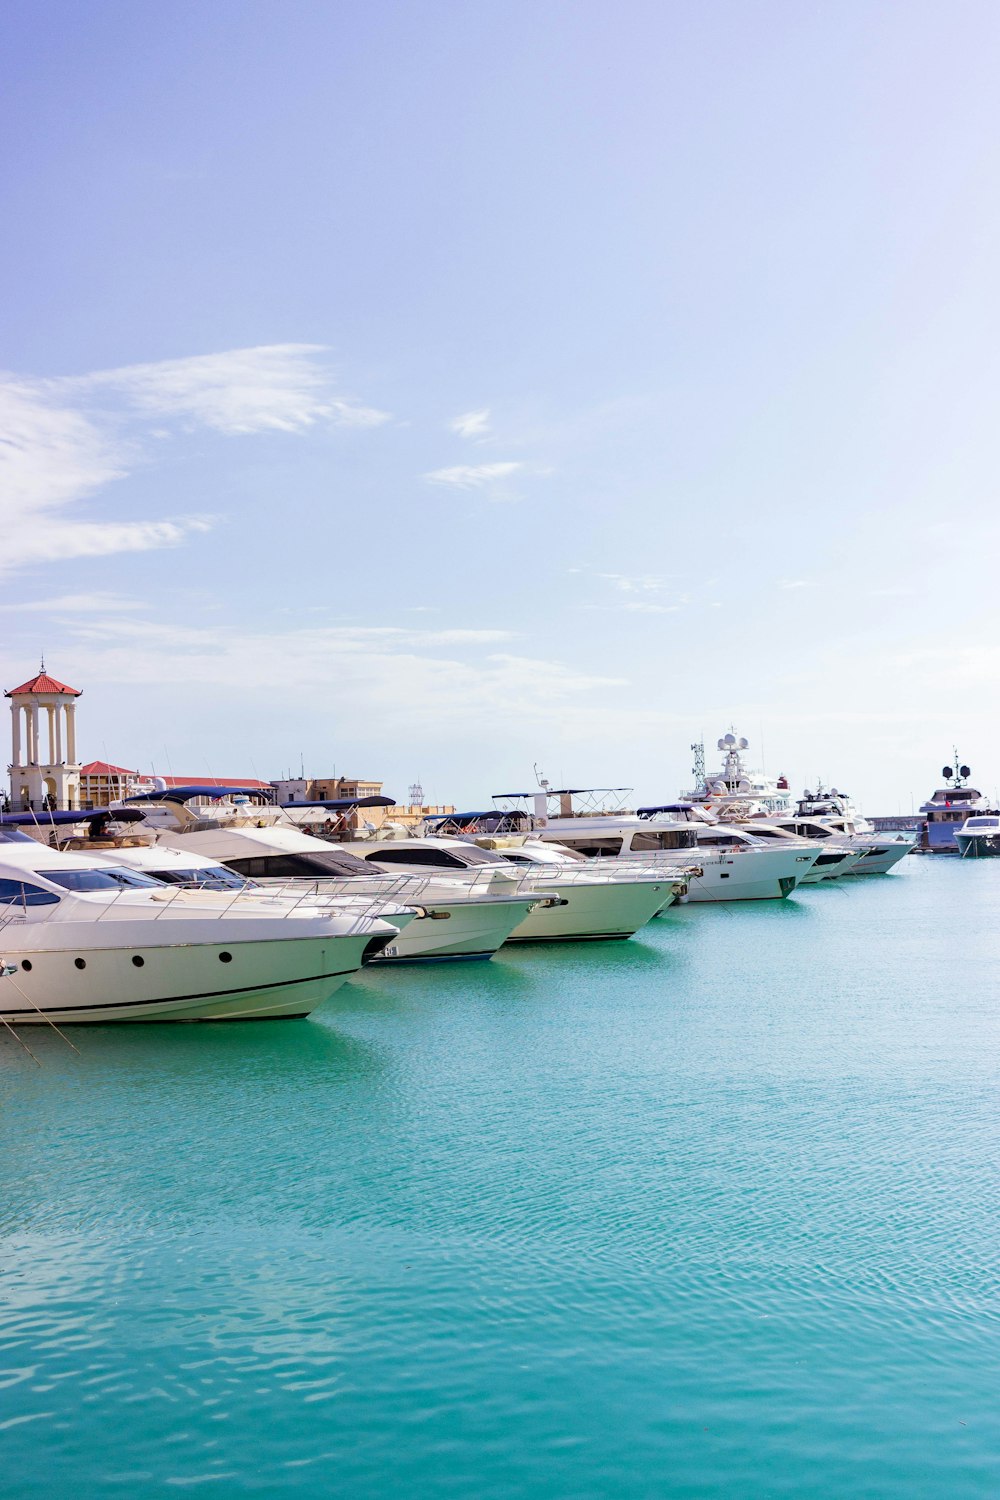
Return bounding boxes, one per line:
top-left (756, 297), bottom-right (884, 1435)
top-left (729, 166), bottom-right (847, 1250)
top-left (963, 817), bottom-right (1000, 829)
top-left (47, 867), bottom-right (165, 891)
top-left (225, 848), bottom-right (372, 879)
top-left (367, 844), bottom-right (506, 869)
top-left (149, 865), bottom-right (248, 889)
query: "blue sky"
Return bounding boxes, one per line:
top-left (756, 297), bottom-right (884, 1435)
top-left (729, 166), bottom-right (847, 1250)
top-left (4, 1), bottom-right (1000, 810)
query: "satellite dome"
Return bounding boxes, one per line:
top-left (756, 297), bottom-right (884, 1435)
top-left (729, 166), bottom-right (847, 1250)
top-left (717, 738), bottom-right (726, 751)
top-left (724, 733), bottom-right (736, 746)
top-left (738, 737), bottom-right (749, 750)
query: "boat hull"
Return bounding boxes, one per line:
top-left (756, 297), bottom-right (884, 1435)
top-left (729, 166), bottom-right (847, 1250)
top-left (373, 896), bottom-right (538, 960)
top-left (0, 930), bottom-right (374, 1023)
top-left (841, 842), bottom-right (912, 874)
top-left (955, 833), bottom-right (1000, 858)
top-left (504, 877), bottom-right (673, 941)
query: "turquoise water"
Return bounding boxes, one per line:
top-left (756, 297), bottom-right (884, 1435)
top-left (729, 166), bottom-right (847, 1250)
top-left (2, 858), bottom-right (999, 1498)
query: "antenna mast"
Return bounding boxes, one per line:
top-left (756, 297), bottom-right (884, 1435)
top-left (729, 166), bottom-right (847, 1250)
top-left (690, 740), bottom-right (706, 791)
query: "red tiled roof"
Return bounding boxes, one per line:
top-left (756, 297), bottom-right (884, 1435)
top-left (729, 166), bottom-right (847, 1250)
top-left (80, 761), bottom-right (136, 776)
top-left (5, 672), bottom-right (82, 697)
top-left (159, 776), bottom-right (272, 789)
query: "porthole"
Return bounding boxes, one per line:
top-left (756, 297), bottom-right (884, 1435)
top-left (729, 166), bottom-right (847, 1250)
top-left (132, 955), bottom-right (145, 968)
top-left (21, 959), bottom-right (32, 972)
top-left (75, 957), bottom-right (86, 970)
top-left (219, 951), bottom-right (233, 964)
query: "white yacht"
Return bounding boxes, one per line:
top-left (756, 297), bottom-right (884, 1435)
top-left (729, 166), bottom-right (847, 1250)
top-left (955, 815), bottom-right (1000, 858)
top-left (117, 792), bottom-right (542, 962)
top-left (916, 758), bottom-right (993, 853)
top-left (681, 733), bottom-right (795, 818)
top-left (488, 790), bottom-right (816, 901)
top-left (0, 828), bottom-right (400, 1024)
top-left (786, 788), bottom-right (914, 873)
top-left (353, 835), bottom-right (680, 940)
top-left (639, 801), bottom-right (854, 882)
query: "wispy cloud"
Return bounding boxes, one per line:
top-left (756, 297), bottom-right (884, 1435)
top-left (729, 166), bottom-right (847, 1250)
top-left (449, 408), bottom-right (491, 439)
top-left (0, 592), bottom-right (146, 614)
top-left (598, 572), bottom-right (670, 595)
top-left (0, 345), bottom-right (388, 576)
top-left (51, 614), bottom-right (624, 734)
top-left (67, 343), bottom-right (389, 435)
top-left (423, 461), bottom-right (523, 496)
top-left (779, 579), bottom-right (814, 590)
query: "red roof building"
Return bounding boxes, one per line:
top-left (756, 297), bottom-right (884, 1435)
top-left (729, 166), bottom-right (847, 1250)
top-left (5, 671), bottom-right (82, 698)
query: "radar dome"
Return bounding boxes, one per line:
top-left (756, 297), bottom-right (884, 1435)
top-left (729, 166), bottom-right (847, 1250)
top-left (724, 733), bottom-right (736, 746)
top-left (738, 737), bottom-right (748, 750)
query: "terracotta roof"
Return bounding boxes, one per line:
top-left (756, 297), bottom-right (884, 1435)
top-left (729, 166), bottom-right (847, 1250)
top-left (159, 776), bottom-right (272, 789)
top-left (80, 761), bottom-right (136, 776)
top-left (5, 671), bottom-right (82, 697)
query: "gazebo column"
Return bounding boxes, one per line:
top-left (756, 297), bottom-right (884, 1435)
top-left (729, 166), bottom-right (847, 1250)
top-left (10, 701), bottom-right (20, 765)
top-left (55, 707), bottom-right (63, 765)
top-left (66, 703), bottom-right (77, 762)
top-left (29, 704), bottom-right (40, 764)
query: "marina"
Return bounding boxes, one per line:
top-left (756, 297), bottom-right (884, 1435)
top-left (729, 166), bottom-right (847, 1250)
top-left (7, 6), bottom-right (1000, 1494)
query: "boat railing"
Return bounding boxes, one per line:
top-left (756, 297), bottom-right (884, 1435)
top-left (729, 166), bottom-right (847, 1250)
top-left (0, 880), bottom-right (395, 937)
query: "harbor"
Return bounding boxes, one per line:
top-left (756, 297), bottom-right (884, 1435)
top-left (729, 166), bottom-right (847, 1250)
top-left (5, 4), bottom-right (1000, 1493)
top-left (2, 672), bottom-right (995, 1494)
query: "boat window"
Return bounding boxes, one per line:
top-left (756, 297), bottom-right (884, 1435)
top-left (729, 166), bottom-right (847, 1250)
top-left (150, 866), bottom-right (248, 889)
top-left (226, 849), bottom-right (370, 878)
top-left (0, 828), bottom-right (35, 844)
top-left (629, 829), bottom-right (696, 852)
top-left (97, 867), bottom-right (166, 887)
top-left (964, 817), bottom-right (1000, 829)
top-left (47, 868), bottom-right (162, 891)
top-left (0, 878), bottom-right (60, 906)
top-left (695, 833), bottom-right (746, 848)
top-left (366, 847), bottom-right (469, 869)
top-left (556, 836), bottom-right (624, 856)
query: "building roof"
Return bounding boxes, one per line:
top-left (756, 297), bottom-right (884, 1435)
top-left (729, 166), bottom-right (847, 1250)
top-left (80, 760), bottom-right (136, 776)
top-left (159, 776), bottom-right (272, 789)
top-left (5, 671), bottom-right (82, 697)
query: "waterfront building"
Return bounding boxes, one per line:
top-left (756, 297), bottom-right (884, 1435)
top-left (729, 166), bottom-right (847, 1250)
top-left (5, 667), bottom-right (82, 811)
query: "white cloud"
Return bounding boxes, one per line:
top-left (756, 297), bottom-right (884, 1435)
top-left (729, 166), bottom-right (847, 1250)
top-left (66, 343), bottom-right (389, 435)
top-left (0, 345), bottom-right (387, 576)
top-left (598, 572), bottom-right (669, 594)
top-left (779, 579), bottom-right (814, 590)
top-left (449, 408), bottom-right (491, 439)
top-left (424, 461), bottom-right (523, 493)
top-left (0, 592), bottom-right (144, 614)
top-left (53, 614), bottom-right (624, 735)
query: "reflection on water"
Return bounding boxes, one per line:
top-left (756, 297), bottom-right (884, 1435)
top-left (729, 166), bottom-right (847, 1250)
top-left (2, 859), bottom-right (1000, 1499)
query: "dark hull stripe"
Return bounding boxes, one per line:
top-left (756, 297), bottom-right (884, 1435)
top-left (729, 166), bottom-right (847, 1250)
top-left (0, 966), bottom-right (357, 1019)
top-left (505, 932), bottom-right (632, 943)
top-left (372, 949), bottom-right (494, 964)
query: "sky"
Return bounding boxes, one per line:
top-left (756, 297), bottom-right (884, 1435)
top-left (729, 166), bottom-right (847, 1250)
top-left (3, 1), bottom-right (1000, 812)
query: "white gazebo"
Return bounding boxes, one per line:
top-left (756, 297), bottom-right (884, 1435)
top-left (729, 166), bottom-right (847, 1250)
top-left (5, 665), bottom-right (82, 811)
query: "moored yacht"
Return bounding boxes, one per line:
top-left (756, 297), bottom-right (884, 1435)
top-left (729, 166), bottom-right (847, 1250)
top-left (955, 815), bottom-right (1000, 858)
top-left (488, 790), bottom-right (816, 901)
top-left (0, 827), bottom-right (399, 1024)
top-left (917, 757), bottom-right (993, 853)
top-left (641, 801), bottom-right (854, 883)
top-left (117, 791), bottom-right (541, 961)
top-left (353, 833), bottom-right (679, 939)
top-left (681, 733), bottom-right (795, 819)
